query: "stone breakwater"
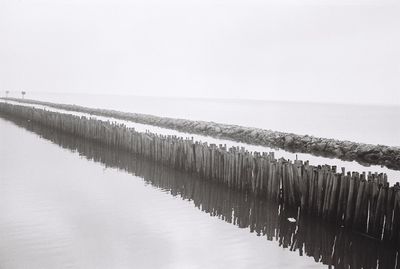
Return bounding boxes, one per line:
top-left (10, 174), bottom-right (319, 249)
top-left (3, 97), bottom-right (400, 170)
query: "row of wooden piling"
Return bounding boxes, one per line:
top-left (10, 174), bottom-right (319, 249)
top-left (6, 115), bottom-right (398, 269)
top-left (1, 102), bottom-right (399, 245)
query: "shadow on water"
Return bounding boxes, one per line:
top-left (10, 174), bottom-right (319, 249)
top-left (3, 114), bottom-right (400, 269)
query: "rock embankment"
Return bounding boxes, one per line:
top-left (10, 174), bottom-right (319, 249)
top-left (3, 97), bottom-right (400, 170)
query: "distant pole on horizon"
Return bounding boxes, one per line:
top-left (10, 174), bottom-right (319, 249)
top-left (21, 91), bottom-right (26, 99)
top-left (5, 90), bottom-right (9, 98)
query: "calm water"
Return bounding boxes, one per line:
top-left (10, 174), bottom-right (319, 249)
top-left (24, 92), bottom-right (400, 146)
top-left (1, 115), bottom-right (399, 268)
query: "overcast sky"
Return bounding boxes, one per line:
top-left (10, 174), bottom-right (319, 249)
top-left (0, 0), bottom-right (399, 105)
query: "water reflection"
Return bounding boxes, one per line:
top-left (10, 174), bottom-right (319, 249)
top-left (3, 115), bottom-right (400, 269)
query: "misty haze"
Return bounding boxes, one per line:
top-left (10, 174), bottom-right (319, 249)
top-left (0, 0), bottom-right (399, 268)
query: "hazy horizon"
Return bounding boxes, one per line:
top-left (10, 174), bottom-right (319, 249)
top-left (3, 90), bottom-right (400, 107)
top-left (1, 0), bottom-right (399, 105)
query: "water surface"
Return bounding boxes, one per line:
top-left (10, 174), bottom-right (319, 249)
top-left (1, 116), bottom-right (398, 268)
top-left (0, 117), bottom-right (324, 268)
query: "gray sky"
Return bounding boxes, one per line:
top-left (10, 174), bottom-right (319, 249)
top-left (1, 0), bottom-right (399, 105)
